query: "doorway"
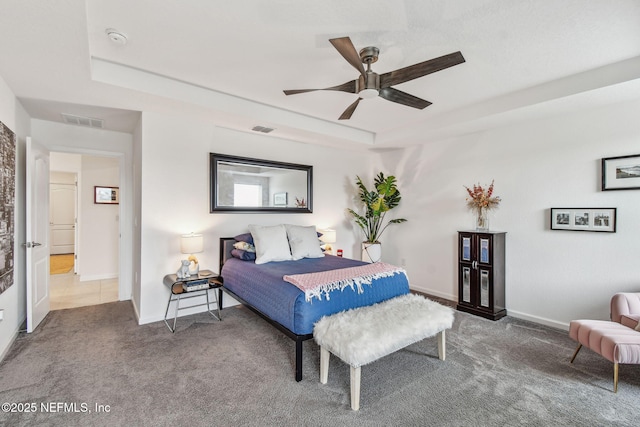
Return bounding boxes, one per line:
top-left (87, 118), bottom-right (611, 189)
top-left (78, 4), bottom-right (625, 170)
top-left (48, 152), bottom-right (120, 310)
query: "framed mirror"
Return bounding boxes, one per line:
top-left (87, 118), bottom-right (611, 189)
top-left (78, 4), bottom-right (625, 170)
top-left (210, 153), bottom-right (313, 213)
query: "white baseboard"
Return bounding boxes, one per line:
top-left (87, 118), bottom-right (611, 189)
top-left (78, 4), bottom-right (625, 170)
top-left (80, 273), bottom-right (118, 282)
top-left (137, 293), bottom-right (240, 326)
top-left (0, 325), bottom-right (21, 364)
top-left (409, 285), bottom-right (456, 302)
top-left (409, 285), bottom-right (570, 331)
top-left (506, 309), bottom-right (569, 331)
top-left (130, 298), bottom-right (141, 324)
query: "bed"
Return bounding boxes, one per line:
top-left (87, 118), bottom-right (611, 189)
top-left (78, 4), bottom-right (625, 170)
top-left (218, 233), bottom-right (410, 382)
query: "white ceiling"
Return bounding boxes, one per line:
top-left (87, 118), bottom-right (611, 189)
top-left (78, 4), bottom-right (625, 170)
top-left (1, 0), bottom-right (639, 149)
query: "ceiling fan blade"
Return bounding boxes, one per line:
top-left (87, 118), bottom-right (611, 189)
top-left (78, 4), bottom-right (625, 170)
top-left (379, 87), bottom-right (432, 109)
top-left (329, 37), bottom-right (366, 78)
top-left (380, 51), bottom-right (465, 88)
top-left (338, 98), bottom-right (362, 120)
top-left (283, 80), bottom-right (356, 96)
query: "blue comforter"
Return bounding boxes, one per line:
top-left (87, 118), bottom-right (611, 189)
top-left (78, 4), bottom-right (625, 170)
top-left (221, 255), bottom-right (410, 335)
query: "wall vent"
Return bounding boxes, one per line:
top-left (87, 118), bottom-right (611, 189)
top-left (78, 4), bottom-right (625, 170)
top-left (251, 125), bottom-right (275, 133)
top-left (61, 113), bottom-right (104, 129)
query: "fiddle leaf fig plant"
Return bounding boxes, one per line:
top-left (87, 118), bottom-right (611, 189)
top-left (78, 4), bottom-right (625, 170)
top-left (348, 172), bottom-right (407, 243)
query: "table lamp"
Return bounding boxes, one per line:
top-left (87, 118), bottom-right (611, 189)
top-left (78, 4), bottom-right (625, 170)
top-left (320, 229), bottom-right (336, 255)
top-left (181, 233), bottom-right (204, 276)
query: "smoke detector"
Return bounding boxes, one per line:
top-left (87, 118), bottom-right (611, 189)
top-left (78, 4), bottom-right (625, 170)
top-left (106, 28), bottom-right (128, 45)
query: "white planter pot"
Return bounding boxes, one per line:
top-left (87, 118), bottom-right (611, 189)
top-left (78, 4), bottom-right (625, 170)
top-left (361, 242), bottom-right (382, 263)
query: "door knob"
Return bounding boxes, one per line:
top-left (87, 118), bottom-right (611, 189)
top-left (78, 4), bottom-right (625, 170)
top-left (22, 242), bottom-right (43, 248)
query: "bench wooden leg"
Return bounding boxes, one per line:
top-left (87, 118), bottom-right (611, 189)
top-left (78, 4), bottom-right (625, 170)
top-left (350, 366), bottom-right (361, 411)
top-left (570, 344), bottom-right (582, 363)
top-left (614, 362), bottom-right (618, 393)
top-left (437, 330), bottom-right (446, 361)
top-left (320, 347), bottom-right (329, 384)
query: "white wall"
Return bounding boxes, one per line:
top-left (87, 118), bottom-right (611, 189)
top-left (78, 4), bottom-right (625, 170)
top-left (137, 112), bottom-right (374, 324)
top-left (78, 155), bottom-right (119, 280)
top-left (381, 99), bottom-right (640, 330)
top-left (50, 152), bottom-right (81, 173)
top-left (0, 76), bottom-right (30, 361)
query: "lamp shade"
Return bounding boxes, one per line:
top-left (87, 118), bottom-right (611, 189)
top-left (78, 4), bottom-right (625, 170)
top-left (181, 233), bottom-right (204, 254)
top-left (320, 229), bottom-right (336, 244)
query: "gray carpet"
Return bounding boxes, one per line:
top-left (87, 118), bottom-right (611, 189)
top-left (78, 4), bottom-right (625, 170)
top-left (0, 301), bottom-right (638, 427)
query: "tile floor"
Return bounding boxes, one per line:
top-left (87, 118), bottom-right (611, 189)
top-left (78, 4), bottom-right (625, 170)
top-left (50, 271), bottom-right (119, 311)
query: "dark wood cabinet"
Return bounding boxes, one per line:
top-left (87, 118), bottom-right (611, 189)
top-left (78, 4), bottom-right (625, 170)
top-left (457, 231), bottom-right (506, 320)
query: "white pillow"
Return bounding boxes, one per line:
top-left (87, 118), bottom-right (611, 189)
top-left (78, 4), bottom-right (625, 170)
top-left (248, 224), bottom-right (292, 264)
top-left (285, 224), bottom-right (324, 260)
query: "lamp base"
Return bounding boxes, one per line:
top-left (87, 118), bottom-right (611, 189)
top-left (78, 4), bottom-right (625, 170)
top-left (188, 255), bottom-right (200, 276)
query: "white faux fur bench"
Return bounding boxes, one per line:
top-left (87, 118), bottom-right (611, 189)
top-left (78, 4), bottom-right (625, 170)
top-left (313, 293), bottom-right (455, 410)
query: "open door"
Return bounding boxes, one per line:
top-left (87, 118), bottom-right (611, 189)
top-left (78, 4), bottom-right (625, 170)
top-left (25, 137), bottom-right (50, 332)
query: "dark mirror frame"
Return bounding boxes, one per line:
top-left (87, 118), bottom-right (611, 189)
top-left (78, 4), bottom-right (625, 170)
top-left (210, 153), bottom-right (313, 213)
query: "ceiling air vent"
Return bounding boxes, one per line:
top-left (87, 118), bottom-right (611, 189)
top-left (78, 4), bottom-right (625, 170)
top-left (251, 125), bottom-right (275, 133)
top-left (61, 113), bottom-right (104, 129)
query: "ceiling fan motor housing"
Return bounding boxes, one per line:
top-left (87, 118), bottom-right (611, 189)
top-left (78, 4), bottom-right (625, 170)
top-left (357, 71), bottom-right (380, 98)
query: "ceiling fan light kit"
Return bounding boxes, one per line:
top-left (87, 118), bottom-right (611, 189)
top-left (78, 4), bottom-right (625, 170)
top-left (284, 36), bottom-right (465, 120)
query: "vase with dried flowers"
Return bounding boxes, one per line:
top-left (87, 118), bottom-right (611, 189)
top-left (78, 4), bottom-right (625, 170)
top-left (464, 180), bottom-right (501, 231)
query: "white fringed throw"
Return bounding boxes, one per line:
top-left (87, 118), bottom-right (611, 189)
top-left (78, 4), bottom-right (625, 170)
top-left (283, 262), bottom-right (406, 302)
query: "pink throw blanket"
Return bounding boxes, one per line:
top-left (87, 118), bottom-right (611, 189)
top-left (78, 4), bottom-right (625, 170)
top-left (283, 262), bottom-right (407, 302)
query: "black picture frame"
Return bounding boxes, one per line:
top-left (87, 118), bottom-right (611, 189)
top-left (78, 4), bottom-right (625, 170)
top-left (550, 207), bottom-right (616, 232)
top-left (94, 186), bottom-right (119, 204)
top-left (602, 154), bottom-right (640, 191)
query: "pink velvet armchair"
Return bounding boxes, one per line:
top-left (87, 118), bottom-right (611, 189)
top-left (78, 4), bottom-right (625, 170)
top-left (611, 292), bottom-right (640, 329)
top-left (569, 292), bottom-right (640, 392)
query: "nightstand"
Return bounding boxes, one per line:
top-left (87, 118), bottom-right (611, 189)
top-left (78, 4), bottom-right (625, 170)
top-left (163, 269), bottom-right (223, 333)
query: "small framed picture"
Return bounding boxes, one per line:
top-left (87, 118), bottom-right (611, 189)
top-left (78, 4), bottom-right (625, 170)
top-left (550, 208), bottom-right (616, 232)
top-left (94, 186), bottom-right (119, 204)
top-left (602, 154), bottom-right (640, 191)
top-left (273, 192), bottom-right (287, 206)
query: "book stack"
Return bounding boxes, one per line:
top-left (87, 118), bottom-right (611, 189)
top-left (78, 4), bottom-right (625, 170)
top-left (182, 278), bottom-right (210, 292)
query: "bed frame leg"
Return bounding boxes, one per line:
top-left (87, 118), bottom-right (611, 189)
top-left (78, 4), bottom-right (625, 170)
top-left (295, 338), bottom-right (303, 382)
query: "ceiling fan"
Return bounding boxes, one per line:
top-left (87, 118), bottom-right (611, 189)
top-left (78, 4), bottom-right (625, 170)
top-left (283, 36), bottom-right (465, 120)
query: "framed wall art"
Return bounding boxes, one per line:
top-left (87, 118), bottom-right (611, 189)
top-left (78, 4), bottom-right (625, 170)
top-left (0, 121), bottom-right (16, 295)
top-left (602, 154), bottom-right (640, 191)
top-left (550, 207), bottom-right (616, 233)
top-left (94, 186), bottom-right (119, 204)
top-left (273, 192), bottom-right (288, 206)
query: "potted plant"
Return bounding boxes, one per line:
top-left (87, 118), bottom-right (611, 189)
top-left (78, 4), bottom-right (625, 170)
top-left (348, 172), bottom-right (407, 262)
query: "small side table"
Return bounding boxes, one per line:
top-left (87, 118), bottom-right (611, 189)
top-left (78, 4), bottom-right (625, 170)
top-left (163, 270), bottom-right (223, 333)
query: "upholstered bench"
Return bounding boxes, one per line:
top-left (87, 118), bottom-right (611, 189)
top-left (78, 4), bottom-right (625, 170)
top-left (569, 319), bottom-right (640, 392)
top-left (313, 294), bottom-right (454, 410)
